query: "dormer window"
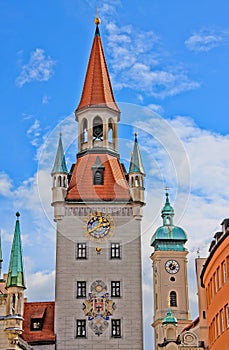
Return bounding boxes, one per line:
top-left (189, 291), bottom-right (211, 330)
top-left (94, 170), bottom-right (103, 185)
top-left (92, 157), bottom-right (105, 185)
top-left (31, 318), bottom-right (43, 331)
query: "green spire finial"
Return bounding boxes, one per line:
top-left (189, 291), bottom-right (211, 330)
top-left (6, 213), bottom-right (26, 289)
top-left (52, 134), bottom-right (68, 174)
top-left (129, 133), bottom-right (145, 175)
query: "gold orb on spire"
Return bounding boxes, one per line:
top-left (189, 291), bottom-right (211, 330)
top-left (94, 7), bottom-right (101, 25)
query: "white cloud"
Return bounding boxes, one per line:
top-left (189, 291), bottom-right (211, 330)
top-left (185, 30), bottom-right (226, 52)
top-left (0, 172), bottom-right (13, 197)
top-left (147, 103), bottom-right (164, 114)
top-left (97, 6), bottom-right (200, 98)
top-left (42, 94), bottom-right (51, 104)
top-left (27, 119), bottom-right (41, 147)
top-left (16, 49), bottom-right (55, 87)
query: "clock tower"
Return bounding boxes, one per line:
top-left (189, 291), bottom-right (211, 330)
top-left (52, 16), bottom-right (145, 349)
top-left (150, 191), bottom-right (191, 349)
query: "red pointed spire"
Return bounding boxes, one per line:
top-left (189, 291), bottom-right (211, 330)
top-left (76, 20), bottom-right (119, 113)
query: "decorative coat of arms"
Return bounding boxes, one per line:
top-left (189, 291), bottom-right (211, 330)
top-left (82, 280), bottom-right (116, 336)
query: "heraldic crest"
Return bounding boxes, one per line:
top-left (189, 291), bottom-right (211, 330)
top-left (82, 280), bottom-right (116, 336)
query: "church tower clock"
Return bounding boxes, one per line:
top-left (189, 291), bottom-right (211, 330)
top-left (52, 16), bottom-right (145, 350)
top-left (150, 191), bottom-right (191, 349)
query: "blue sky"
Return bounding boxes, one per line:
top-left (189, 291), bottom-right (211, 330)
top-left (1, 1), bottom-right (229, 348)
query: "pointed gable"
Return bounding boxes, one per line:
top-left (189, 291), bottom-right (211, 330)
top-left (6, 212), bottom-right (26, 289)
top-left (76, 23), bottom-right (119, 113)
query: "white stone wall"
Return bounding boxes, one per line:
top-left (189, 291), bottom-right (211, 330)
top-left (55, 205), bottom-right (144, 349)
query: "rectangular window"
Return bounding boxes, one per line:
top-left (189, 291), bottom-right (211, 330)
top-left (217, 266), bottom-right (221, 290)
top-left (216, 313), bottom-right (220, 336)
top-left (111, 319), bottom-right (121, 338)
top-left (220, 309), bottom-right (225, 332)
top-left (111, 243), bottom-right (121, 259)
top-left (111, 281), bottom-right (121, 297)
top-left (76, 243), bottom-right (87, 259)
top-left (225, 304), bottom-right (229, 328)
top-left (77, 281), bottom-right (86, 298)
top-left (222, 261), bottom-right (227, 284)
top-left (76, 319), bottom-right (86, 338)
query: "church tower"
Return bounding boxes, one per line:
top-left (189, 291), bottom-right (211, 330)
top-left (52, 16), bottom-right (145, 349)
top-left (150, 191), bottom-right (191, 349)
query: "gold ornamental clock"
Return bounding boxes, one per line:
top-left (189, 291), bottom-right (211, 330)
top-left (85, 212), bottom-right (114, 240)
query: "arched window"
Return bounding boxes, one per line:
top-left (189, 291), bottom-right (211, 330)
top-left (170, 291), bottom-right (177, 307)
top-left (93, 116), bottom-right (103, 141)
top-left (135, 176), bottom-right (140, 187)
top-left (108, 119), bottom-right (114, 143)
top-left (82, 118), bottom-right (88, 143)
top-left (58, 176), bottom-right (62, 187)
top-left (94, 170), bottom-right (103, 185)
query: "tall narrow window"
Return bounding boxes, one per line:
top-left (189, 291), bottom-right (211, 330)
top-left (225, 304), bottom-right (229, 328)
top-left (222, 261), bottom-right (227, 284)
top-left (93, 116), bottom-right (103, 141)
top-left (76, 320), bottom-right (86, 338)
top-left (111, 243), bottom-right (121, 259)
top-left (111, 319), bottom-right (121, 338)
top-left (111, 281), bottom-right (121, 297)
top-left (77, 281), bottom-right (86, 298)
top-left (82, 118), bottom-right (88, 143)
top-left (76, 243), bottom-right (87, 259)
top-left (170, 291), bottom-right (177, 307)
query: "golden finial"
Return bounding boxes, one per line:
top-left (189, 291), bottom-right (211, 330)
top-left (165, 184), bottom-right (169, 193)
top-left (94, 7), bottom-right (101, 25)
top-left (96, 247), bottom-right (102, 254)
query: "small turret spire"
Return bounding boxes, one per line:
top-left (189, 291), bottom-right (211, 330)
top-left (52, 133), bottom-right (68, 174)
top-left (6, 212), bottom-right (26, 289)
top-left (129, 133), bottom-right (145, 175)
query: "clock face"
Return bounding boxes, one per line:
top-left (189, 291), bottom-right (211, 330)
top-left (165, 260), bottom-right (180, 274)
top-left (86, 213), bottom-right (113, 240)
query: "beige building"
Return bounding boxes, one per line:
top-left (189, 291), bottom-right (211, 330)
top-left (150, 192), bottom-right (207, 349)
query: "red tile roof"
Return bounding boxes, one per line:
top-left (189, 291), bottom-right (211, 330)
top-left (76, 25), bottom-right (119, 113)
top-left (22, 301), bottom-right (55, 344)
top-left (66, 153), bottom-right (130, 201)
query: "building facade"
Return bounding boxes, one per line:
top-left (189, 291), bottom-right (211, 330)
top-left (52, 16), bottom-right (145, 349)
top-left (200, 219), bottom-right (229, 349)
top-left (150, 191), bottom-right (191, 348)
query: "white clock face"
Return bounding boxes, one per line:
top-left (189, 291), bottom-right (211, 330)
top-left (165, 260), bottom-right (180, 274)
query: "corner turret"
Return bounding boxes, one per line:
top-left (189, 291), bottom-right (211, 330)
top-left (128, 133), bottom-right (145, 218)
top-left (51, 133), bottom-right (68, 221)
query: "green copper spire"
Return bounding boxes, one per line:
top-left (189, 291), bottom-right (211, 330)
top-left (52, 133), bottom-right (68, 174)
top-left (162, 190), bottom-right (174, 226)
top-left (6, 212), bottom-right (26, 289)
top-left (150, 189), bottom-right (187, 251)
top-left (129, 133), bottom-right (145, 174)
top-left (162, 307), bottom-right (177, 325)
